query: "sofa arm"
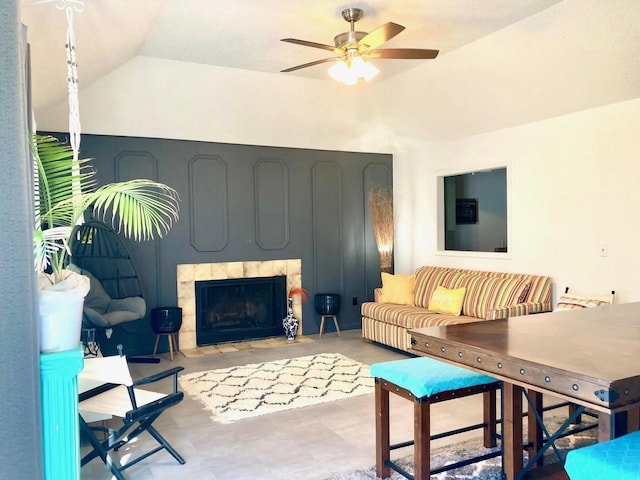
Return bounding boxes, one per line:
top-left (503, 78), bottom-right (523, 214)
top-left (374, 288), bottom-right (383, 302)
top-left (524, 301), bottom-right (552, 314)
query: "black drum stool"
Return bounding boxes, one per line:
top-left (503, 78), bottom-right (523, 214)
top-left (151, 307), bottom-right (182, 361)
top-left (314, 294), bottom-right (341, 338)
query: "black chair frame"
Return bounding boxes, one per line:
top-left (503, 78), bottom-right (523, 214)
top-left (79, 366), bottom-right (185, 479)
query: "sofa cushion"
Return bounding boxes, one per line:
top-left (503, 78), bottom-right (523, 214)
top-left (412, 312), bottom-right (482, 329)
top-left (361, 302), bottom-right (431, 329)
top-left (414, 267), bottom-right (447, 308)
top-left (462, 276), bottom-right (529, 319)
top-left (414, 267), bottom-right (468, 308)
top-left (428, 286), bottom-right (466, 316)
top-left (379, 272), bottom-right (415, 305)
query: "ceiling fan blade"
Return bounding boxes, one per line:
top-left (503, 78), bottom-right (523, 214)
top-left (369, 48), bottom-right (439, 60)
top-left (358, 22), bottom-right (405, 50)
top-left (281, 38), bottom-right (338, 52)
top-left (281, 57), bottom-right (342, 73)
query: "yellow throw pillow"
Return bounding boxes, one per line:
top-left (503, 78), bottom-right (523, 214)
top-left (380, 272), bottom-right (415, 305)
top-left (428, 285), bottom-right (467, 316)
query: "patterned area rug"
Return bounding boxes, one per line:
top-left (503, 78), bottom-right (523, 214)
top-left (180, 352), bottom-right (374, 423)
top-left (323, 416), bottom-right (598, 480)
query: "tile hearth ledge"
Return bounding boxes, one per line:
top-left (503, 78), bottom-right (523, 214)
top-left (176, 259), bottom-right (302, 351)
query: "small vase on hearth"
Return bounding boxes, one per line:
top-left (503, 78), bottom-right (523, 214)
top-left (282, 298), bottom-right (298, 341)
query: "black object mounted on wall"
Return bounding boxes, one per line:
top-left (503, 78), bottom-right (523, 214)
top-left (456, 198), bottom-right (478, 224)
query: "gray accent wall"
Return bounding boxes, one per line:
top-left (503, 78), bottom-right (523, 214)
top-left (53, 133), bottom-right (392, 352)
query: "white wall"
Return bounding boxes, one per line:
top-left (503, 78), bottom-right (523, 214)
top-left (38, 55), bottom-right (379, 153)
top-left (394, 99), bottom-right (640, 303)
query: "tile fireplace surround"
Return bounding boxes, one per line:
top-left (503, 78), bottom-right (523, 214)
top-left (177, 259), bottom-right (302, 350)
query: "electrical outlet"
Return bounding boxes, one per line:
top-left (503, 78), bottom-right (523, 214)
top-left (352, 297), bottom-right (358, 306)
top-left (599, 245), bottom-right (608, 257)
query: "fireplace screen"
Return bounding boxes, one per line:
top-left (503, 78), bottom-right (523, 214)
top-left (195, 275), bottom-right (286, 345)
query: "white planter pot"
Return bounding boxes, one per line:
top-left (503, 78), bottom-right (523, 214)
top-left (38, 271), bottom-right (90, 353)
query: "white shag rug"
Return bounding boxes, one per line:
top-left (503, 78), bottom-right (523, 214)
top-left (180, 352), bottom-right (374, 423)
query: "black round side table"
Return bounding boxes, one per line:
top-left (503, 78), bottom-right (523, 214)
top-left (314, 294), bottom-right (341, 338)
top-left (150, 307), bottom-right (182, 360)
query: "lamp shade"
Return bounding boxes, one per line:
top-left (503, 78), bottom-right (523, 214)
top-left (328, 57), bottom-right (379, 85)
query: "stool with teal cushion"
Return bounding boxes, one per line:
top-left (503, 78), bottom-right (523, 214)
top-left (564, 429), bottom-right (640, 479)
top-left (371, 356), bottom-right (502, 480)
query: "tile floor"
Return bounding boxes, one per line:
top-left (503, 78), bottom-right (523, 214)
top-left (79, 329), bottom-right (561, 480)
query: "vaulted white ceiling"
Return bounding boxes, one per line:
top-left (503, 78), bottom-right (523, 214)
top-left (19, 1), bottom-right (640, 140)
top-left (21, 0), bottom-right (561, 111)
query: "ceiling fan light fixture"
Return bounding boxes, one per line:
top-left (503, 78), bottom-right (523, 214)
top-left (281, 8), bottom-right (438, 80)
top-left (328, 57), bottom-right (379, 85)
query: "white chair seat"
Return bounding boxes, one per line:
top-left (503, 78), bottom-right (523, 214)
top-left (80, 385), bottom-right (166, 418)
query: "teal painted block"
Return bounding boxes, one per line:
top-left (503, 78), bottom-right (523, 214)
top-left (40, 345), bottom-right (84, 480)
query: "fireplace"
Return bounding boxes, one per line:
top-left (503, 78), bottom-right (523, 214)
top-left (177, 259), bottom-right (302, 350)
top-left (196, 276), bottom-right (286, 345)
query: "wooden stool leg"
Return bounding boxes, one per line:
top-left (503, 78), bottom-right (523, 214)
top-left (483, 389), bottom-right (498, 448)
top-left (152, 334), bottom-right (161, 357)
top-left (171, 333), bottom-right (179, 359)
top-left (414, 400), bottom-right (430, 480)
top-left (628, 406), bottom-right (640, 432)
top-left (375, 382), bottom-right (391, 479)
top-left (318, 316), bottom-right (326, 338)
top-left (167, 334), bottom-right (174, 361)
top-left (332, 315), bottom-right (341, 336)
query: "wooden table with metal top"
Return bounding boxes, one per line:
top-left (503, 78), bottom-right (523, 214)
top-left (409, 302), bottom-right (640, 480)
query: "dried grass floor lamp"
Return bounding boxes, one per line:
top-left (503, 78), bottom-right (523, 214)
top-left (368, 187), bottom-right (394, 274)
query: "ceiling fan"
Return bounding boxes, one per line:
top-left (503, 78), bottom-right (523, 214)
top-left (280, 7), bottom-right (439, 84)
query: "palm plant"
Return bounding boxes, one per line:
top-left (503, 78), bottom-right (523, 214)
top-left (32, 134), bottom-right (180, 284)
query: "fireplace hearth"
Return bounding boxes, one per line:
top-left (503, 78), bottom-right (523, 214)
top-left (177, 259), bottom-right (302, 351)
top-left (196, 276), bottom-right (286, 345)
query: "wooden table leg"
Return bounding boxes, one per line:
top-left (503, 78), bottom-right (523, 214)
top-left (503, 383), bottom-right (524, 480)
top-left (527, 389), bottom-right (544, 467)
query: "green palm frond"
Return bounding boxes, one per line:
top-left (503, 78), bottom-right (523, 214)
top-left (32, 134), bottom-right (180, 283)
top-left (82, 180), bottom-right (180, 240)
top-left (33, 134), bottom-right (96, 229)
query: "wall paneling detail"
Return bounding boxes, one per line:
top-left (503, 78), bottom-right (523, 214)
top-left (254, 159), bottom-right (289, 250)
top-left (188, 155), bottom-right (229, 252)
top-left (114, 150), bottom-right (161, 303)
top-left (312, 161), bottom-right (343, 293)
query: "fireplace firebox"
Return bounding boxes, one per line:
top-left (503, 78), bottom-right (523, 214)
top-left (195, 275), bottom-right (287, 345)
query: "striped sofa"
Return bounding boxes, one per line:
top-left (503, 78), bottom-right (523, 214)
top-left (361, 266), bottom-right (553, 352)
